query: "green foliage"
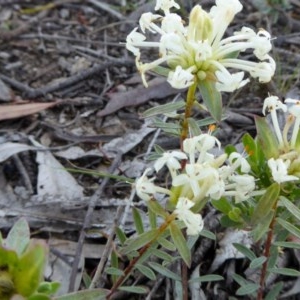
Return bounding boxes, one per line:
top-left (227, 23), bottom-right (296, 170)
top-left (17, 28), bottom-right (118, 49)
top-left (142, 100), bottom-right (186, 118)
top-left (0, 218), bottom-right (56, 300)
top-left (255, 116), bottom-right (279, 160)
top-left (198, 80), bottom-right (222, 122)
top-left (251, 183), bottom-right (280, 225)
top-left (170, 222), bottom-right (191, 267)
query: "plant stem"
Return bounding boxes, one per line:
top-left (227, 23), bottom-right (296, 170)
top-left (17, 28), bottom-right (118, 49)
top-left (257, 203), bottom-right (278, 300)
top-left (182, 253), bottom-right (189, 300)
top-left (106, 214), bottom-right (176, 299)
top-left (180, 81), bottom-right (197, 149)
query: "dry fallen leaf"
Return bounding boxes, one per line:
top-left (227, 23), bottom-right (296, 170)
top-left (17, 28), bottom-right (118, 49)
top-left (0, 102), bottom-right (57, 120)
top-left (97, 78), bottom-right (181, 117)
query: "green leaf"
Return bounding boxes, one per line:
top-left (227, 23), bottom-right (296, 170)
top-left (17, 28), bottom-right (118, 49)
top-left (105, 267), bottom-right (124, 276)
top-left (148, 261), bottom-right (181, 281)
top-left (118, 286), bottom-right (148, 294)
top-left (252, 210), bottom-right (274, 242)
top-left (228, 207), bottom-right (243, 223)
top-left (251, 183), bottom-right (280, 224)
top-left (115, 227), bottom-right (127, 245)
top-left (198, 80), bottom-right (222, 122)
top-left (121, 229), bottom-right (159, 255)
top-left (37, 281), bottom-right (61, 295)
top-left (188, 274), bottom-right (224, 284)
top-left (268, 267), bottom-right (300, 276)
top-left (211, 197), bottom-right (232, 214)
top-left (277, 218), bottom-right (300, 240)
top-left (274, 241), bottom-right (300, 249)
top-left (233, 243), bottom-right (256, 261)
top-left (110, 250), bottom-right (119, 284)
top-left (132, 207), bottom-right (144, 234)
top-left (199, 229), bottom-right (216, 240)
top-left (255, 116), bottom-right (279, 159)
top-left (158, 237), bottom-right (176, 251)
top-left (249, 256), bottom-right (267, 269)
top-left (147, 200), bottom-right (169, 218)
top-left (236, 283), bottom-right (259, 296)
top-left (142, 101), bottom-right (185, 118)
top-left (196, 116), bottom-right (219, 127)
top-left (135, 264), bottom-right (156, 280)
top-left (53, 289), bottom-right (108, 300)
top-left (5, 217), bottom-right (30, 256)
top-left (280, 196), bottom-right (300, 222)
top-left (148, 209), bottom-right (157, 229)
top-left (187, 117), bottom-right (201, 136)
top-left (151, 248), bottom-right (173, 262)
top-left (13, 240), bottom-right (47, 297)
top-left (169, 222), bottom-right (191, 267)
top-left (264, 282), bottom-right (284, 300)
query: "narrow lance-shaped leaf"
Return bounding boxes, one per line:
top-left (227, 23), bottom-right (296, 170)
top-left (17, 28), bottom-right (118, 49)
top-left (53, 289), bottom-right (109, 300)
top-left (169, 222), bottom-right (191, 267)
top-left (251, 183), bottom-right (280, 224)
top-left (198, 80), bottom-right (222, 122)
top-left (148, 261), bottom-right (181, 281)
top-left (120, 229), bottom-right (159, 255)
top-left (147, 199), bottom-right (169, 218)
top-left (252, 210), bottom-right (274, 242)
top-left (142, 100), bottom-right (186, 118)
top-left (277, 218), bottom-right (300, 240)
top-left (132, 207), bottom-right (144, 234)
top-left (279, 196), bottom-right (300, 222)
top-left (255, 116), bottom-right (279, 159)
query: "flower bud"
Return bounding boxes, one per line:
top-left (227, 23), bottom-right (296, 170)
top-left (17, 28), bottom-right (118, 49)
top-left (187, 5), bottom-right (213, 42)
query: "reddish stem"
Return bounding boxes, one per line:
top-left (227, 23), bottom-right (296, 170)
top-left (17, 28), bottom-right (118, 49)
top-left (257, 204), bottom-right (278, 300)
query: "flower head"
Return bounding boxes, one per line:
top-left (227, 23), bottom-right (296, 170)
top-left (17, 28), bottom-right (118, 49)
top-left (174, 197), bottom-right (204, 235)
top-left (135, 168), bottom-right (171, 201)
top-left (126, 0), bottom-right (275, 91)
top-left (268, 158), bottom-right (298, 184)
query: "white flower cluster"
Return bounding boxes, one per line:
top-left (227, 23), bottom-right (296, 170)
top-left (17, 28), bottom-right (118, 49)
top-left (263, 96), bottom-right (300, 184)
top-left (135, 132), bottom-right (256, 235)
top-left (126, 0), bottom-right (275, 91)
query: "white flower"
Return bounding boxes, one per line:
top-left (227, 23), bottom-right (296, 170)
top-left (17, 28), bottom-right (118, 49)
top-left (135, 168), bottom-right (171, 201)
top-left (161, 13), bottom-right (186, 34)
top-left (215, 70), bottom-right (249, 92)
top-left (183, 134), bottom-right (220, 164)
top-left (228, 152), bottom-right (251, 173)
top-left (268, 158), bottom-right (298, 184)
top-left (263, 96), bottom-right (287, 146)
top-left (155, 0), bottom-right (180, 15)
top-left (167, 66), bottom-right (195, 89)
top-left (174, 197), bottom-right (204, 235)
top-left (126, 28), bottom-right (146, 57)
top-left (285, 98), bottom-right (300, 147)
top-left (173, 163), bottom-right (219, 198)
top-left (126, 0), bottom-right (275, 90)
top-left (154, 151), bottom-right (187, 178)
top-left (139, 12), bottom-right (162, 34)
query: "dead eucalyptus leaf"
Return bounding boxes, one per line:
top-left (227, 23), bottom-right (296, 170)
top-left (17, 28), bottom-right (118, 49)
top-left (0, 102), bottom-right (56, 120)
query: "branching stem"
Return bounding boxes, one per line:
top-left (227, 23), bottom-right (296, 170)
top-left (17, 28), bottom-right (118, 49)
top-left (106, 214), bottom-right (176, 299)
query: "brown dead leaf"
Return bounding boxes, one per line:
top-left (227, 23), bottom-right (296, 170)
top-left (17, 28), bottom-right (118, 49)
top-left (97, 78), bottom-right (182, 117)
top-left (0, 102), bottom-right (56, 121)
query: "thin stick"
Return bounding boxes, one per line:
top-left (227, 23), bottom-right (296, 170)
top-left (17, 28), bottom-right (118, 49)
top-left (68, 151), bottom-right (123, 292)
top-left (89, 206), bottom-right (123, 289)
